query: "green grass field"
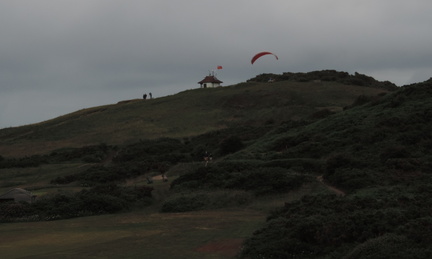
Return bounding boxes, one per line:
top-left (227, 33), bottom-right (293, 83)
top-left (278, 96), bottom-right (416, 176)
top-left (0, 208), bottom-right (265, 259)
top-left (0, 177), bottom-right (327, 259)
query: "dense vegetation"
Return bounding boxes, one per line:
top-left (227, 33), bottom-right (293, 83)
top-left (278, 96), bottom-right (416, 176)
top-left (0, 126), bottom-right (279, 221)
top-left (234, 79), bottom-right (432, 258)
top-left (2, 71), bottom-right (432, 258)
top-left (241, 188), bottom-right (432, 258)
top-left (0, 184), bottom-right (153, 221)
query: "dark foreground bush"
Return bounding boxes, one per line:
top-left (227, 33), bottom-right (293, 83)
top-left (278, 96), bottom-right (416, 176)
top-left (0, 203), bottom-right (35, 221)
top-left (225, 167), bottom-right (309, 195)
top-left (239, 186), bottom-right (432, 259)
top-left (0, 184), bottom-right (153, 222)
top-left (51, 163), bottom-right (149, 186)
top-left (324, 168), bottom-right (377, 193)
top-left (343, 234), bottom-right (431, 259)
top-left (171, 164), bottom-right (310, 195)
top-left (219, 136), bottom-right (244, 155)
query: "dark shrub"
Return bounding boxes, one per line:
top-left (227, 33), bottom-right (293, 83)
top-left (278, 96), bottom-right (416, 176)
top-left (225, 167), bottom-right (307, 195)
top-left (51, 174), bottom-right (78, 184)
top-left (345, 94), bottom-right (376, 109)
top-left (0, 203), bottom-right (33, 221)
top-left (380, 146), bottom-right (410, 161)
top-left (171, 164), bottom-right (308, 195)
top-left (310, 109), bottom-right (334, 119)
top-left (343, 234), bottom-right (413, 259)
top-left (26, 184), bottom-right (152, 221)
top-left (324, 168), bottom-right (376, 192)
top-left (325, 153), bottom-right (362, 175)
top-left (170, 166), bottom-right (225, 190)
top-left (399, 217), bottom-right (432, 244)
top-left (219, 136), bottom-right (244, 155)
top-left (81, 166), bottom-right (118, 185)
top-left (32, 192), bottom-right (79, 219)
top-left (78, 193), bottom-right (128, 214)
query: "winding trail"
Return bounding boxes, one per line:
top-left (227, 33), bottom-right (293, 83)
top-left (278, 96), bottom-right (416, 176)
top-left (316, 175), bottom-right (346, 196)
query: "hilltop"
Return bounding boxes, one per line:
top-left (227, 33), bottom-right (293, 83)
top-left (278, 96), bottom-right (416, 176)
top-left (248, 69), bottom-right (397, 91)
top-left (0, 70), bottom-right (394, 157)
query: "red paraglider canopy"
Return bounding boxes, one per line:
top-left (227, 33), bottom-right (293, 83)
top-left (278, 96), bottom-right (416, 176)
top-left (251, 51), bottom-right (279, 64)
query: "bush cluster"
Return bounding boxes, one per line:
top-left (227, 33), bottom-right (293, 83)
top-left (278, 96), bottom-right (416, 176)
top-left (170, 164), bottom-right (310, 195)
top-left (240, 186), bottom-right (432, 258)
top-left (51, 163), bottom-right (148, 186)
top-left (112, 137), bottom-right (202, 166)
top-left (0, 184), bottom-right (153, 222)
top-left (0, 144), bottom-right (113, 168)
top-left (254, 82), bottom-right (432, 195)
top-left (0, 155), bottom-right (46, 168)
top-left (48, 143), bottom-right (113, 163)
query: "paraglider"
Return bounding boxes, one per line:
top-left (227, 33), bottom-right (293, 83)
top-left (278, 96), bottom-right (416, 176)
top-left (251, 51), bottom-right (278, 64)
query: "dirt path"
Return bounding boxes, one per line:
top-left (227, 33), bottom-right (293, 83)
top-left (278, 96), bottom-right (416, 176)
top-left (101, 149), bottom-right (119, 166)
top-left (316, 175), bottom-right (345, 196)
top-left (151, 174), bottom-right (164, 181)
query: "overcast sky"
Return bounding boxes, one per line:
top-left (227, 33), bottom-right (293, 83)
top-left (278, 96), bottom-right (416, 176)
top-left (1, 0), bottom-right (432, 129)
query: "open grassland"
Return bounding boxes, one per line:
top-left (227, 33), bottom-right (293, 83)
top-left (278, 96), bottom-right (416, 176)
top-left (0, 180), bottom-right (328, 259)
top-left (0, 209), bottom-right (265, 259)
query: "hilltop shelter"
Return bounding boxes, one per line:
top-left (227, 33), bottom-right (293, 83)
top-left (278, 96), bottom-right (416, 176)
top-left (0, 188), bottom-right (37, 203)
top-left (198, 72), bottom-right (223, 88)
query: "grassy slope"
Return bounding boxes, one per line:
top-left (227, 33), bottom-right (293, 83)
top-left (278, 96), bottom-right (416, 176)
top-left (0, 81), bottom-right (389, 157)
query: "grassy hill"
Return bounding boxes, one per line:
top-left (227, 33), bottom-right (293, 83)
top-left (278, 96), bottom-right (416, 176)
top-left (9, 70), bottom-right (432, 258)
top-left (0, 72), bottom-right (391, 157)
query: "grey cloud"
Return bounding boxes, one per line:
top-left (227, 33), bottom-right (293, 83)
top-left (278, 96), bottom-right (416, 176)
top-left (1, 0), bottom-right (432, 128)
